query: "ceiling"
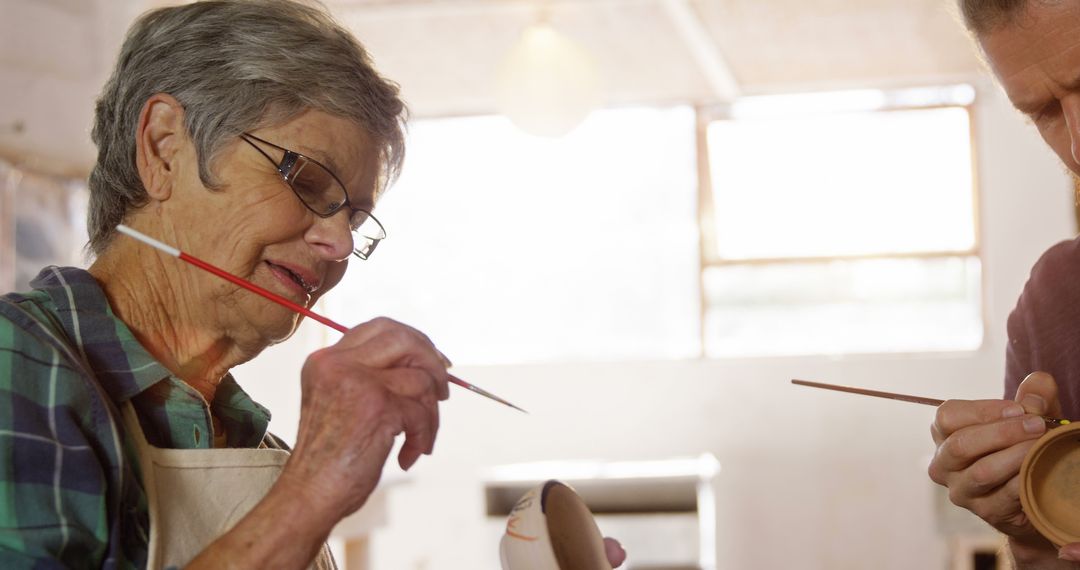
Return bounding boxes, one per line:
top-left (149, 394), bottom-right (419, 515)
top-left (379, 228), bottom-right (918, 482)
top-left (0, 0), bottom-right (985, 176)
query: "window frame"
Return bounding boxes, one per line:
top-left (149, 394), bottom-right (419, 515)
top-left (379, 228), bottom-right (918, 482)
top-left (694, 91), bottom-right (984, 357)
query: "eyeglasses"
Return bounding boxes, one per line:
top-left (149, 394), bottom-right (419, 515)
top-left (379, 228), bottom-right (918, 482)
top-left (239, 132), bottom-right (386, 260)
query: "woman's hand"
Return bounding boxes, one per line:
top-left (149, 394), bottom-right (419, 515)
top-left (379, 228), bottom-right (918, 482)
top-left (604, 537), bottom-right (627, 567)
top-left (1060, 542), bottom-right (1080, 562)
top-left (280, 317), bottom-right (451, 522)
top-left (188, 317), bottom-right (451, 569)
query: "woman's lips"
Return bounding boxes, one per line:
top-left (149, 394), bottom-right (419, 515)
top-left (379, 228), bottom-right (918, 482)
top-left (265, 261), bottom-right (315, 299)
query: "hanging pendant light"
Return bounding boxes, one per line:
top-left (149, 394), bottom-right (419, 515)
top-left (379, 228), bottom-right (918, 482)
top-left (495, 19), bottom-right (602, 137)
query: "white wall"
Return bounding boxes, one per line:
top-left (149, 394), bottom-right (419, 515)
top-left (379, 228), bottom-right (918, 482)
top-left (235, 79), bottom-right (1076, 569)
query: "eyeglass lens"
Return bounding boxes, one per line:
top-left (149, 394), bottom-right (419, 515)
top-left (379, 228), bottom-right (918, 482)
top-left (242, 133), bottom-right (385, 259)
top-left (285, 156), bottom-right (344, 216)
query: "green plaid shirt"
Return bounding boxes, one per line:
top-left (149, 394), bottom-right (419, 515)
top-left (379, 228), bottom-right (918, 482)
top-left (0, 266), bottom-right (280, 569)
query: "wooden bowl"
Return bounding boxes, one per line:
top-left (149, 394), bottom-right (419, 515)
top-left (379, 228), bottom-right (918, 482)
top-left (499, 480), bottom-right (611, 570)
top-left (1020, 422), bottom-right (1080, 546)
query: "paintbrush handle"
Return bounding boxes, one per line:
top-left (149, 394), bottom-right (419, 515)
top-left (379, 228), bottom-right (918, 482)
top-left (791, 379), bottom-right (945, 406)
top-left (791, 379), bottom-right (1071, 428)
top-left (187, 252), bottom-right (521, 410)
top-left (179, 252), bottom-right (348, 333)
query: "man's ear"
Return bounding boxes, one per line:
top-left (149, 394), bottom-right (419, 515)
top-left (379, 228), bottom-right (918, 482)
top-left (135, 93), bottom-right (187, 202)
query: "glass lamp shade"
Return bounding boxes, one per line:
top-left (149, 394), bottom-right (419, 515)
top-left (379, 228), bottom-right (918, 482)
top-left (495, 23), bottom-right (602, 137)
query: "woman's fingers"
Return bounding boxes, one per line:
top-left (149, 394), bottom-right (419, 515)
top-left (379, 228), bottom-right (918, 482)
top-left (603, 537), bottom-right (627, 568)
top-left (339, 318), bottom-right (451, 400)
top-left (290, 318), bottom-right (451, 515)
top-left (1059, 541), bottom-right (1080, 562)
top-left (383, 368), bottom-right (441, 460)
top-left (395, 396), bottom-right (434, 470)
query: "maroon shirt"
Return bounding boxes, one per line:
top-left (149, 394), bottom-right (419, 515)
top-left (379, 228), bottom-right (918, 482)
top-left (1006, 236), bottom-right (1080, 417)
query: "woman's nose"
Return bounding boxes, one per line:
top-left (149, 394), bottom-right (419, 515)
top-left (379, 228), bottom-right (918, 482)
top-left (307, 211), bottom-right (354, 261)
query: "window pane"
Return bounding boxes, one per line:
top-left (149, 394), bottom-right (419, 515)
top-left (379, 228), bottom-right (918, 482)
top-left (703, 256), bottom-right (983, 357)
top-left (323, 108), bottom-right (700, 365)
top-left (706, 107), bottom-right (975, 260)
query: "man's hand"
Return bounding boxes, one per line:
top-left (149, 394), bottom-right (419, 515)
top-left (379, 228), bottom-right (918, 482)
top-left (929, 372), bottom-right (1063, 565)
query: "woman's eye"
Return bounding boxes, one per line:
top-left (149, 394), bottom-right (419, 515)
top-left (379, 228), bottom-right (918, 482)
top-left (291, 174), bottom-right (334, 202)
top-left (292, 178), bottom-right (322, 198)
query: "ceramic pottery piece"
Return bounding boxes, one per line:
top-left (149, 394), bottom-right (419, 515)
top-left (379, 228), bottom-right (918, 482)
top-left (1020, 422), bottom-right (1080, 546)
top-left (499, 480), bottom-right (612, 570)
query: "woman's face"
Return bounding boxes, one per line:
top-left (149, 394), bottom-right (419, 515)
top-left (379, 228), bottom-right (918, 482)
top-left (159, 109), bottom-right (379, 343)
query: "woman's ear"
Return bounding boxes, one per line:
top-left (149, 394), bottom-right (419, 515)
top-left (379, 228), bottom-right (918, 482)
top-left (135, 93), bottom-right (187, 201)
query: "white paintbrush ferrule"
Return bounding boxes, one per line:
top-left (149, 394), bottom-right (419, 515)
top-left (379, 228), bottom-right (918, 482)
top-left (116, 224), bottom-right (181, 258)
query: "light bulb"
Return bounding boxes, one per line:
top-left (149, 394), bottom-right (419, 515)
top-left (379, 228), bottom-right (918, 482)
top-left (495, 23), bottom-right (601, 137)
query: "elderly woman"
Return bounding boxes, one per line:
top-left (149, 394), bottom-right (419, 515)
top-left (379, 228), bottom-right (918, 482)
top-left (0, 1), bottom-right (629, 568)
top-left (0, 1), bottom-right (447, 567)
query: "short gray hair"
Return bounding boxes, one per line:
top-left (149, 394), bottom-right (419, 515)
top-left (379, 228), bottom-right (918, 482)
top-left (88, 0), bottom-right (408, 255)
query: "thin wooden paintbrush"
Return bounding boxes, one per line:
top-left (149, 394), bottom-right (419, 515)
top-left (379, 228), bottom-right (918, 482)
top-left (791, 379), bottom-right (1069, 427)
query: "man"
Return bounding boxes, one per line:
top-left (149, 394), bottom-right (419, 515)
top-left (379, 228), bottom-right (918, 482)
top-left (930, 1), bottom-right (1080, 567)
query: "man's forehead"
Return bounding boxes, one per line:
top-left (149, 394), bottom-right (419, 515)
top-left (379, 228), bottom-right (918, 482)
top-left (977, 4), bottom-right (1080, 107)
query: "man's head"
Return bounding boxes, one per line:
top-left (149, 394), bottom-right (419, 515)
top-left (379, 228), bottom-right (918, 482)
top-left (89, 0), bottom-right (408, 255)
top-left (958, 0), bottom-right (1032, 36)
top-left (960, 0), bottom-right (1080, 176)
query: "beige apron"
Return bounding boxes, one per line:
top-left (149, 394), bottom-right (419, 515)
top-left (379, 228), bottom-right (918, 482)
top-left (122, 404), bottom-right (336, 569)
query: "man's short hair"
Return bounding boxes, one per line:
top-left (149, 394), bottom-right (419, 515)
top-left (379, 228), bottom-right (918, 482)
top-left (957, 0), bottom-right (1037, 35)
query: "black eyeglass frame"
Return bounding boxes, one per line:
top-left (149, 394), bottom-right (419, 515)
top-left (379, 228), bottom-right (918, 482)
top-left (239, 132), bottom-right (386, 260)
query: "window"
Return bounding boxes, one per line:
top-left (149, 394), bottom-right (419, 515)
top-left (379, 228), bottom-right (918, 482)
top-left (0, 160), bottom-right (89, 292)
top-left (322, 107), bottom-right (700, 365)
top-left (321, 86), bottom-right (981, 364)
top-left (700, 86), bottom-right (982, 357)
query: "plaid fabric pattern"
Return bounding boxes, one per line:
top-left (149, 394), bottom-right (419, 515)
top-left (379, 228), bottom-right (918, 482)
top-left (0, 266), bottom-right (276, 569)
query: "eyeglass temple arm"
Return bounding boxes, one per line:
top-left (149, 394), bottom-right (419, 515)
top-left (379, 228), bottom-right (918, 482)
top-left (241, 134), bottom-right (296, 180)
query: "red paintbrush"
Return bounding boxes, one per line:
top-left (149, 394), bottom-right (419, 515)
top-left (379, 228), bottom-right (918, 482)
top-left (117, 224), bottom-right (526, 413)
